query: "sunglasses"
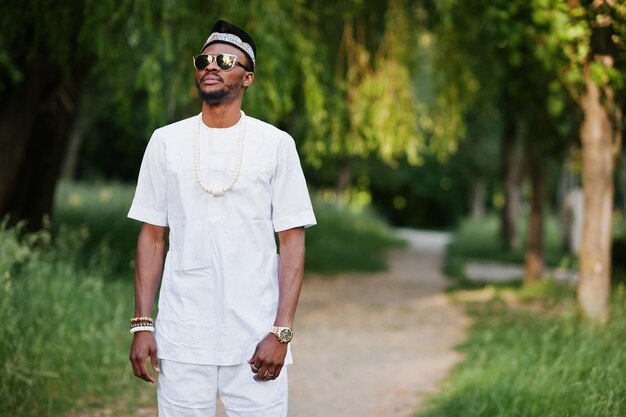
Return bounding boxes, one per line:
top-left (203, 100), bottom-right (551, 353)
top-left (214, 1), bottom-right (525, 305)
top-left (193, 54), bottom-right (248, 71)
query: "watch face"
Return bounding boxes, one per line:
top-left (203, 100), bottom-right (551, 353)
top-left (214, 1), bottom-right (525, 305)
top-left (278, 328), bottom-right (293, 342)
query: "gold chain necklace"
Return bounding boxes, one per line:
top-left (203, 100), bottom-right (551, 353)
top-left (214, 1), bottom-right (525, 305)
top-left (194, 111), bottom-right (245, 197)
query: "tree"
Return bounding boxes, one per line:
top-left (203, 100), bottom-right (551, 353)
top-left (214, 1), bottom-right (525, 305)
top-left (576, 1), bottom-right (624, 322)
top-left (298, 0), bottom-right (432, 195)
top-left (429, 0), bottom-right (576, 283)
top-left (0, 0), bottom-right (323, 228)
top-left (2, 0), bottom-right (451, 227)
top-left (0, 1), bottom-right (113, 229)
top-left (532, 0), bottom-right (626, 323)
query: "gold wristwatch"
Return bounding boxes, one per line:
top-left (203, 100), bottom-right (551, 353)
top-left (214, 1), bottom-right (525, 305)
top-left (270, 326), bottom-right (293, 343)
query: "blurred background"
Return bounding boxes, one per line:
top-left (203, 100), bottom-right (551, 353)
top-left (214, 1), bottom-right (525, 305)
top-left (1, 1), bottom-right (625, 416)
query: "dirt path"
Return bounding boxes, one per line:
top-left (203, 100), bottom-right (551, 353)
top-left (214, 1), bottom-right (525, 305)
top-left (285, 230), bottom-right (467, 417)
top-left (220, 229), bottom-right (467, 416)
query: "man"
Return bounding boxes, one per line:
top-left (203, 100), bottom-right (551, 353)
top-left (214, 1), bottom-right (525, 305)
top-left (127, 20), bottom-right (316, 417)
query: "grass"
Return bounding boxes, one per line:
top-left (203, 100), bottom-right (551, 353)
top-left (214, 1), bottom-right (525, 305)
top-left (54, 182), bottom-right (141, 277)
top-left (305, 197), bottom-right (405, 273)
top-left (0, 181), bottom-right (402, 417)
top-left (0, 223), bottom-right (150, 417)
top-left (423, 213), bottom-right (625, 417)
top-left (416, 282), bottom-right (626, 417)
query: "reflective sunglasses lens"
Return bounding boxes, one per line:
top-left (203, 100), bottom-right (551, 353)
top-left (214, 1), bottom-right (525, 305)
top-left (193, 55), bottom-right (211, 70)
top-left (216, 54), bottom-right (236, 70)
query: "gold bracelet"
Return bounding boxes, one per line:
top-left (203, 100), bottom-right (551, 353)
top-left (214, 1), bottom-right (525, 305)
top-left (129, 316), bottom-right (153, 324)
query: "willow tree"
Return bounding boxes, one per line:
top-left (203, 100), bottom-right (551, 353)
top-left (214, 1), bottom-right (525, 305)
top-left (0, 0), bottom-right (323, 227)
top-left (533, 0), bottom-right (626, 322)
top-left (297, 0), bottom-right (454, 194)
top-left (425, 1), bottom-right (503, 220)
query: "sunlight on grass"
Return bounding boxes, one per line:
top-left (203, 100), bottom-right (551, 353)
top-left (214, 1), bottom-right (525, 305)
top-left (427, 214), bottom-right (625, 417)
top-left (417, 284), bottom-right (626, 417)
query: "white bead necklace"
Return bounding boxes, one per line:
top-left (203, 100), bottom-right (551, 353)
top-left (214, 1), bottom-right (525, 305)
top-left (194, 111), bottom-right (246, 197)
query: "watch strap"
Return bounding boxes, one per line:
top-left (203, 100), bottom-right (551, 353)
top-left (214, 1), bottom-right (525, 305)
top-left (270, 326), bottom-right (293, 343)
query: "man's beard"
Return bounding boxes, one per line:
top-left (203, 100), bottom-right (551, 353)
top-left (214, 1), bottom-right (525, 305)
top-left (196, 79), bottom-right (229, 105)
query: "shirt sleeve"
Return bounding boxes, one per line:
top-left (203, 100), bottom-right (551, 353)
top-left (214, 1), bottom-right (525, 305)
top-left (127, 131), bottom-right (168, 227)
top-left (271, 134), bottom-right (317, 232)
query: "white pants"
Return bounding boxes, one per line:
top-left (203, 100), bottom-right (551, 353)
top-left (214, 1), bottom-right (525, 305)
top-left (157, 359), bottom-right (288, 417)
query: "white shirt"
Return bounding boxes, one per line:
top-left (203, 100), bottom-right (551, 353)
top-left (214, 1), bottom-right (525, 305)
top-left (128, 113), bottom-right (316, 365)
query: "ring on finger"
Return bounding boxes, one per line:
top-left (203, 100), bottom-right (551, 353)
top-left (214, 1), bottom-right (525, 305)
top-left (251, 365), bottom-right (259, 373)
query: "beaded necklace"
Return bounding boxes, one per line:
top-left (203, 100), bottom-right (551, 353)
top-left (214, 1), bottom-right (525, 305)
top-left (194, 111), bottom-right (245, 197)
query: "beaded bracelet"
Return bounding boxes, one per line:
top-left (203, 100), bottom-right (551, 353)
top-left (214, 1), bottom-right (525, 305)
top-left (130, 322), bottom-right (153, 328)
top-left (130, 325), bottom-right (155, 334)
top-left (130, 316), bottom-right (153, 324)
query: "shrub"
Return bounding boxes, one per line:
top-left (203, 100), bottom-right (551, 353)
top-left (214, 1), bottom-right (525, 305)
top-left (0, 223), bottom-right (138, 417)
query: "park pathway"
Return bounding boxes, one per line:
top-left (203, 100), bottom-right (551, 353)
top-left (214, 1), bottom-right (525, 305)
top-left (217, 229), bottom-right (468, 416)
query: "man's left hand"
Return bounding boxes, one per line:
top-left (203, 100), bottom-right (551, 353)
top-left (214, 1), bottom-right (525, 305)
top-left (247, 333), bottom-right (288, 381)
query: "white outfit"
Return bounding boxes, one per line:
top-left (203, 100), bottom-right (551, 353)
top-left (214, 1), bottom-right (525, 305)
top-left (128, 113), bottom-right (315, 415)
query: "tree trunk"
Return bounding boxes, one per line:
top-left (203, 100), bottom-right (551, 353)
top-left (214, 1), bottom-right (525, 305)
top-left (619, 155), bottom-right (626, 217)
top-left (0, 64), bottom-right (44, 219)
top-left (336, 158), bottom-right (353, 197)
top-left (501, 115), bottom-right (521, 250)
top-left (0, 61), bottom-right (80, 230)
top-left (524, 143), bottom-right (546, 284)
top-left (470, 178), bottom-right (486, 220)
top-left (19, 89), bottom-right (78, 229)
top-left (61, 127), bottom-right (83, 181)
top-left (577, 61), bottom-right (617, 323)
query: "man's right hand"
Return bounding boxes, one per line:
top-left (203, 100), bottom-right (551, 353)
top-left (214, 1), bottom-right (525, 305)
top-left (129, 332), bottom-right (160, 383)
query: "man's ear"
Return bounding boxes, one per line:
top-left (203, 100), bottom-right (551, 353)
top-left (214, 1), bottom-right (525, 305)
top-left (243, 72), bottom-right (254, 87)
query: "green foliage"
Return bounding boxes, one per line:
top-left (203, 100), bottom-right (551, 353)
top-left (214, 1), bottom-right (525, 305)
top-left (530, 0), bottom-right (626, 105)
top-left (82, 0), bottom-right (320, 133)
top-left (0, 182), bottom-right (149, 415)
top-left (417, 285), bottom-right (626, 417)
top-left (2, 1), bottom-right (469, 226)
top-left (361, 154), bottom-right (476, 229)
top-left (351, 60), bottom-right (425, 166)
top-left (0, 224), bottom-right (141, 417)
top-left (300, 0), bottom-right (434, 169)
top-left (32, 0), bottom-right (447, 185)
